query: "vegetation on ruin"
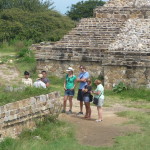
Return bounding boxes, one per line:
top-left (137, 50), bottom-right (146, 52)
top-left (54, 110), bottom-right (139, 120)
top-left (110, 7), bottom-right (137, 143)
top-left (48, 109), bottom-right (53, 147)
top-left (112, 82), bottom-right (127, 93)
top-left (66, 0), bottom-right (105, 21)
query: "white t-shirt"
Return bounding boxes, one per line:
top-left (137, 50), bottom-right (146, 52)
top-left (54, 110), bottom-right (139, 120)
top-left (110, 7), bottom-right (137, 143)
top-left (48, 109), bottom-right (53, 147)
top-left (22, 78), bottom-right (33, 86)
top-left (33, 80), bottom-right (46, 88)
top-left (94, 84), bottom-right (104, 99)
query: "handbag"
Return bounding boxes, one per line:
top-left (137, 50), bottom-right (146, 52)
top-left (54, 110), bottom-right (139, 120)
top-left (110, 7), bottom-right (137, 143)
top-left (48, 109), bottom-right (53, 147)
top-left (93, 94), bottom-right (101, 105)
top-left (89, 94), bottom-right (93, 102)
top-left (93, 97), bottom-right (98, 105)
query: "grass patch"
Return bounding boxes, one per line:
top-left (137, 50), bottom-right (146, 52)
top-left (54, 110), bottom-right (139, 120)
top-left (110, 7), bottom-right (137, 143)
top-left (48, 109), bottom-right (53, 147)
top-left (0, 75), bottom-right (65, 106)
top-left (0, 118), bottom-right (106, 150)
top-left (48, 75), bottom-right (65, 96)
top-left (0, 41), bottom-right (16, 53)
top-left (0, 111), bottom-right (150, 150)
top-left (105, 88), bottom-right (150, 101)
top-left (113, 111), bottom-right (150, 150)
top-left (116, 111), bottom-right (150, 128)
top-left (125, 102), bottom-right (150, 109)
top-left (0, 40), bottom-right (36, 77)
top-left (0, 87), bottom-right (53, 106)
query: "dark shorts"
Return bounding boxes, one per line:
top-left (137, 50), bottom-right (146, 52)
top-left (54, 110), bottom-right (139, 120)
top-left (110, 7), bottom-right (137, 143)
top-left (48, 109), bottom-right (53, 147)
top-left (77, 89), bottom-right (83, 101)
top-left (64, 89), bottom-right (74, 96)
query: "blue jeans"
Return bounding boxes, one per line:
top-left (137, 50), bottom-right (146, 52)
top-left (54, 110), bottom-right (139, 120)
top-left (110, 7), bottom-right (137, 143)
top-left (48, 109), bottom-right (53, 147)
top-left (65, 89), bottom-right (74, 96)
top-left (83, 96), bottom-right (90, 102)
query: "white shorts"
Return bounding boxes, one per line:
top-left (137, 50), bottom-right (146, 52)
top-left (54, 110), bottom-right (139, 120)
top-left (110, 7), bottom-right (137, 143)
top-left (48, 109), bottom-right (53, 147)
top-left (97, 98), bottom-right (104, 107)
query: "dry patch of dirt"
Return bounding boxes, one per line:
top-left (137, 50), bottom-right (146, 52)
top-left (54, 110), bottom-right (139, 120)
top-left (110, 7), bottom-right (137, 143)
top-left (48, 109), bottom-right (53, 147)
top-left (0, 64), bottom-right (21, 86)
top-left (59, 99), bottom-right (141, 147)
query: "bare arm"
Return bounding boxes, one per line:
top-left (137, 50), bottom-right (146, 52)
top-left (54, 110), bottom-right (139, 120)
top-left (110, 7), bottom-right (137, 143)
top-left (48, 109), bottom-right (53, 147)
top-left (46, 83), bottom-right (50, 87)
top-left (70, 79), bottom-right (77, 90)
top-left (64, 80), bottom-right (66, 90)
top-left (76, 78), bottom-right (87, 82)
top-left (93, 90), bottom-right (101, 95)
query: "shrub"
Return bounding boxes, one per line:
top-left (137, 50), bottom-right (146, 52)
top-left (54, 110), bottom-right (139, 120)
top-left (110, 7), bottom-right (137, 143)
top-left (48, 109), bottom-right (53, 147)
top-left (113, 82), bottom-right (127, 93)
top-left (0, 8), bottom-right (75, 43)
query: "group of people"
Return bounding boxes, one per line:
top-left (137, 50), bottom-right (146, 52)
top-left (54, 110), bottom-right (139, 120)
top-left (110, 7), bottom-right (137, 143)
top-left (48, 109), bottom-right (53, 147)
top-left (22, 71), bottom-right (50, 88)
top-left (62, 65), bottom-right (104, 122)
top-left (22, 65), bottom-right (104, 122)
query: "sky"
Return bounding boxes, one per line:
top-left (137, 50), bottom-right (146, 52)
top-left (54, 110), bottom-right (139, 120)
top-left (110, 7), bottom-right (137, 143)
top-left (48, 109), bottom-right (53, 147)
top-left (52, 0), bottom-right (108, 14)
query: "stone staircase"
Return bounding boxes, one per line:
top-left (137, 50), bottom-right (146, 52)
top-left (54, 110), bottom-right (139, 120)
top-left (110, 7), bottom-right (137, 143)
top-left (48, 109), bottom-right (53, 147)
top-left (35, 18), bottom-right (124, 62)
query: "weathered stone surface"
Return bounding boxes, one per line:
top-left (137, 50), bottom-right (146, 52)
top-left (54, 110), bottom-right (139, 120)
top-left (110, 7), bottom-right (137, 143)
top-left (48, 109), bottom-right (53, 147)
top-left (0, 92), bottom-right (62, 139)
top-left (104, 66), bottom-right (150, 89)
top-left (104, 0), bottom-right (150, 8)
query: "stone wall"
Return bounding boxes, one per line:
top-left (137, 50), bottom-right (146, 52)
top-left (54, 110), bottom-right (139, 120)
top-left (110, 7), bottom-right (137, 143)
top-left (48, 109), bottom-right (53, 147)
top-left (37, 60), bottom-right (104, 78)
top-left (0, 92), bottom-right (62, 138)
top-left (104, 0), bottom-right (150, 7)
top-left (104, 66), bottom-right (150, 89)
top-left (94, 7), bottom-right (150, 20)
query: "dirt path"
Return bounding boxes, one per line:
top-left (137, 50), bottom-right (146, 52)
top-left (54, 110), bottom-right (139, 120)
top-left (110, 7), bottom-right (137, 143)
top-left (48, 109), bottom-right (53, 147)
top-left (59, 99), bottom-right (141, 147)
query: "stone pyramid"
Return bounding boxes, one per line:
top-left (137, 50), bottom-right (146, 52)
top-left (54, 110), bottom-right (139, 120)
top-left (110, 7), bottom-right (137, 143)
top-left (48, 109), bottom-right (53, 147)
top-left (32, 0), bottom-right (150, 89)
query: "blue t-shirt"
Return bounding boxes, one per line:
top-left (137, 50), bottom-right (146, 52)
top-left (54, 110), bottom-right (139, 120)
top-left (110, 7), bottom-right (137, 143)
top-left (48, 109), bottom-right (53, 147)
top-left (78, 72), bottom-right (89, 89)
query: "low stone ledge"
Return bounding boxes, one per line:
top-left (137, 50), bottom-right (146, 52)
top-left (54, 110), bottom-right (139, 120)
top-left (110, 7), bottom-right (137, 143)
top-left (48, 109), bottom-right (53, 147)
top-left (0, 91), bottom-right (62, 138)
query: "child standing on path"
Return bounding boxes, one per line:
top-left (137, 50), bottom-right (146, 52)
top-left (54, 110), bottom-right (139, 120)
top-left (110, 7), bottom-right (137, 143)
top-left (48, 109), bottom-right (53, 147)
top-left (82, 79), bottom-right (92, 119)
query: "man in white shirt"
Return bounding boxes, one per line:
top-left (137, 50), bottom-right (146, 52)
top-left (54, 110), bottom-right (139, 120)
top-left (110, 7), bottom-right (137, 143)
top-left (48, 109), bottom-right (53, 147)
top-left (33, 74), bottom-right (46, 88)
top-left (22, 71), bottom-right (33, 86)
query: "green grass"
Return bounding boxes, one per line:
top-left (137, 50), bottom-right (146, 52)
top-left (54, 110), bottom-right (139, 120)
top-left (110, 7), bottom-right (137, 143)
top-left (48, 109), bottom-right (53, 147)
top-left (0, 87), bottom-right (53, 106)
top-left (0, 110), bottom-right (150, 150)
top-left (114, 111), bottom-right (150, 150)
top-left (105, 88), bottom-right (150, 101)
top-left (0, 75), bottom-right (65, 106)
top-left (0, 118), bottom-right (106, 150)
top-left (0, 41), bottom-right (16, 53)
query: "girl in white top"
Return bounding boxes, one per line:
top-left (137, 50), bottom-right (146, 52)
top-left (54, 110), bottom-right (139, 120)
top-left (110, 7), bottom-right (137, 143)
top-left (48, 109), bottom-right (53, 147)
top-left (22, 71), bottom-right (33, 86)
top-left (92, 79), bottom-right (104, 122)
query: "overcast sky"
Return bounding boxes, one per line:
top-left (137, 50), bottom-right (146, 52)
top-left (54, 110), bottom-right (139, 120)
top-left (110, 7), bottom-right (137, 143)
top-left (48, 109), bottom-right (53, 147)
top-left (52, 0), bottom-right (108, 14)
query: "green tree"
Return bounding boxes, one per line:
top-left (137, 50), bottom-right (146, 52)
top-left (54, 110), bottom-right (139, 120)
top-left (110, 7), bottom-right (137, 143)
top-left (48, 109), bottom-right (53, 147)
top-left (0, 0), bottom-right (54, 12)
top-left (66, 0), bottom-right (105, 21)
top-left (0, 8), bottom-right (75, 43)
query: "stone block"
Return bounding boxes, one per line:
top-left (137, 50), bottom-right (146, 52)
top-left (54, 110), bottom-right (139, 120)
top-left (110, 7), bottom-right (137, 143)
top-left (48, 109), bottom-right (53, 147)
top-left (39, 95), bottom-right (47, 103)
top-left (30, 97), bottom-right (37, 105)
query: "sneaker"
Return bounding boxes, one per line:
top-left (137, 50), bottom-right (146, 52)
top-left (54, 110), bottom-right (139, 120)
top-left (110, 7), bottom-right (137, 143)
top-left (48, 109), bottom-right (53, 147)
top-left (61, 110), bottom-right (66, 113)
top-left (67, 110), bottom-right (72, 114)
top-left (77, 112), bottom-right (83, 115)
top-left (96, 119), bottom-right (102, 122)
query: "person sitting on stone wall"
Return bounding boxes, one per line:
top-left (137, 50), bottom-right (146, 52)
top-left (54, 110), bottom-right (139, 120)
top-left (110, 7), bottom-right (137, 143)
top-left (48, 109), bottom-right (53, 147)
top-left (33, 74), bottom-right (46, 88)
top-left (41, 71), bottom-right (50, 87)
top-left (22, 71), bottom-right (33, 86)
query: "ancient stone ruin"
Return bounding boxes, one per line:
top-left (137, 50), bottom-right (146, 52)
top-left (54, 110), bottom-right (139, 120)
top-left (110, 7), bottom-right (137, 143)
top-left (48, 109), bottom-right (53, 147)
top-left (0, 92), bottom-right (62, 138)
top-left (32, 0), bottom-right (150, 89)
